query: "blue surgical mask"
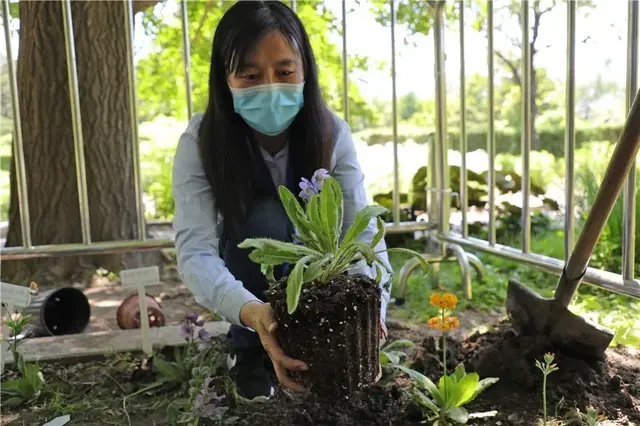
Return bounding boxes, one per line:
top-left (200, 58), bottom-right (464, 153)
top-left (229, 82), bottom-right (305, 136)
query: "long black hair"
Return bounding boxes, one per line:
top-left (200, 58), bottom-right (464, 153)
top-left (198, 0), bottom-right (335, 236)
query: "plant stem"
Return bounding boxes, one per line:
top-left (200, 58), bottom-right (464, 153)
top-left (441, 308), bottom-right (447, 401)
top-left (542, 372), bottom-right (548, 425)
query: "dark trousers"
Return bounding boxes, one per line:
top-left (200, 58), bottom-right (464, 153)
top-left (219, 197), bottom-right (293, 354)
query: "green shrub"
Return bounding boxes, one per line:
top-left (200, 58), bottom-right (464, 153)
top-left (354, 124), bottom-right (624, 157)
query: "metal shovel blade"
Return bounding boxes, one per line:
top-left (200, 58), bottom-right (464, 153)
top-left (507, 279), bottom-right (614, 360)
top-left (506, 87), bottom-right (640, 360)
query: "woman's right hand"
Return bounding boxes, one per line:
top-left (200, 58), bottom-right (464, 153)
top-left (239, 301), bottom-right (308, 392)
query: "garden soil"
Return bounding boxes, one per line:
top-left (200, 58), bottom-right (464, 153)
top-left (226, 321), bottom-right (639, 426)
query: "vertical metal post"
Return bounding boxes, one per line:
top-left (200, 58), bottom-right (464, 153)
top-left (180, 0), bottom-right (193, 119)
top-left (290, 0), bottom-right (296, 12)
top-left (564, 0), bottom-right (576, 261)
top-left (434, 1), bottom-right (449, 236)
top-left (2, 0), bottom-right (31, 249)
top-left (124, 0), bottom-right (146, 241)
top-left (623, 0), bottom-right (638, 280)
top-left (521, 1), bottom-right (531, 253)
top-left (62, 0), bottom-right (91, 245)
top-left (459, 0), bottom-right (468, 238)
top-left (342, 0), bottom-right (350, 125)
top-left (391, 0), bottom-right (400, 225)
top-left (486, 0), bottom-right (496, 245)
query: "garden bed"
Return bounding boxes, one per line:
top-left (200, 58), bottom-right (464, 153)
top-left (2, 319), bottom-right (638, 425)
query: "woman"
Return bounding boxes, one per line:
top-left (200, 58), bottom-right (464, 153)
top-left (172, 0), bottom-right (392, 400)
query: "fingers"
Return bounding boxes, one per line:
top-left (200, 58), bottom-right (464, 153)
top-left (273, 362), bottom-right (307, 393)
top-left (259, 327), bottom-right (308, 371)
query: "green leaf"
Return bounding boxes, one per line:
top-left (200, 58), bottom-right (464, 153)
top-left (260, 264), bottom-right (275, 282)
top-left (248, 247), bottom-right (302, 265)
top-left (287, 256), bottom-right (313, 314)
top-left (439, 375), bottom-right (460, 408)
top-left (384, 247), bottom-right (430, 273)
top-left (371, 216), bottom-right (386, 248)
top-left (454, 363), bottom-right (466, 382)
top-left (238, 238), bottom-right (320, 257)
top-left (375, 264), bottom-right (383, 283)
top-left (153, 357), bottom-right (186, 383)
top-left (469, 377), bottom-right (499, 403)
top-left (353, 242), bottom-right (394, 274)
top-left (383, 339), bottom-right (416, 351)
top-left (396, 365), bottom-right (441, 402)
top-left (1, 396), bottom-right (25, 408)
top-left (303, 254), bottom-right (333, 282)
top-left (341, 205), bottom-right (387, 247)
top-left (328, 178), bottom-right (344, 240)
top-left (411, 389), bottom-right (440, 415)
top-left (0, 378), bottom-right (33, 399)
top-left (278, 186), bottom-right (323, 250)
top-left (380, 351), bottom-right (399, 365)
top-left (319, 177), bottom-right (341, 249)
top-left (446, 406), bottom-right (470, 424)
top-left (305, 193), bottom-right (332, 251)
top-left (453, 372), bottom-right (479, 407)
top-left (23, 363), bottom-right (44, 394)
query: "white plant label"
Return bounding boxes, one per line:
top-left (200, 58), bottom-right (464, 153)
top-left (42, 415), bottom-right (71, 426)
top-left (120, 266), bottom-right (160, 289)
top-left (1, 281), bottom-right (33, 308)
top-left (119, 267), bottom-right (161, 356)
top-left (1, 282), bottom-right (32, 373)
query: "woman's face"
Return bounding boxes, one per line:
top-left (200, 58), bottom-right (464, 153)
top-left (227, 31), bottom-right (304, 89)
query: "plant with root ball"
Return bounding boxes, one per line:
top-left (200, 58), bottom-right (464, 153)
top-left (239, 169), bottom-right (429, 314)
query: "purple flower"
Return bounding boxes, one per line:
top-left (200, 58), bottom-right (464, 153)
top-left (179, 322), bottom-right (194, 340)
top-left (311, 168), bottom-right (330, 190)
top-left (197, 328), bottom-right (210, 341)
top-left (299, 177), bottom-right (317, 201)
top-left (185, 312), bottom-right (199, 324)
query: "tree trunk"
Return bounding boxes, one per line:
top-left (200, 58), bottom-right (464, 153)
top-left (3, 1), bottom-right (158, 284)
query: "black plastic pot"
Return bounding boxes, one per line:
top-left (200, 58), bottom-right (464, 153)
top-left (25, 287), bottom-right (91, 336)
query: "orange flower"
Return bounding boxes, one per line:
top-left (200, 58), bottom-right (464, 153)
top-left (427, 317), bottom-right (441, 329)
top-left (430, 291), bottom-right (458, 310)
top-left (427, 315), bottom-right (460, 332)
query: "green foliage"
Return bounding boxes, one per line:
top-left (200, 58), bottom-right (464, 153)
top-left (1, 362), bottom-right (46, 408)
top-left (397, 364), bottom-right (499, 425)
top-left (353, 123), bottom-right (624, 157)
top-left (575, 142), bottom-right (640, 276)
top-left (137, 0), bottom-right (378, 130)
top-left (1, 288), bottom-right (46, 408)
top-left (240, 175), bottom-right (429, 314)
top-left (380, 339), bottom-right (415, 366)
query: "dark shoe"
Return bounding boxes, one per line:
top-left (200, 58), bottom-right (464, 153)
top-left (227, 350), bottom-right (275, 400)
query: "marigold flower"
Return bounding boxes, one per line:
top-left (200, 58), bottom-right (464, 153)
top-left (429, 291), bottom-right (458, 309)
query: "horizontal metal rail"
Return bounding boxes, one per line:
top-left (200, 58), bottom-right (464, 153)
top-left (441, 234), bottom-right (640, 299)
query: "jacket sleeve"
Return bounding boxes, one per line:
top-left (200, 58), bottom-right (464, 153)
top-left (172, 114), bottom-right (261, 326)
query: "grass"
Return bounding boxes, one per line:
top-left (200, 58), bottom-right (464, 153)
top-left (1, 353), bottom-right (180, 425)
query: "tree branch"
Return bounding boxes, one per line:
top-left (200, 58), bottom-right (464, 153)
top-left (133, 1), bottom-right (161, 15)
top-left (495, 50), bottom-right (521, 87)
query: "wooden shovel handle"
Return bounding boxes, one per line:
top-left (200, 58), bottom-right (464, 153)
top-left (555, 89), bottom-right (640, 306)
